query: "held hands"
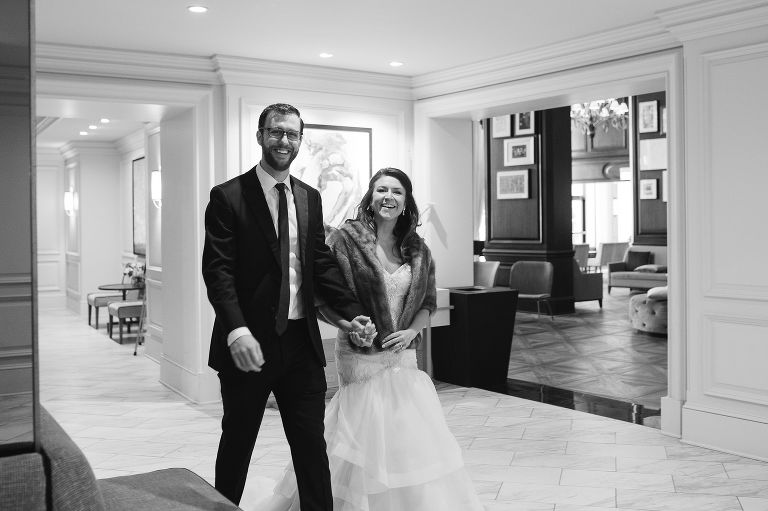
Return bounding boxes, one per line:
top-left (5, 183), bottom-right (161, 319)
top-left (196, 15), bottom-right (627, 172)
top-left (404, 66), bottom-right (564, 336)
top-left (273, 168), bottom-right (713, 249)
top-left (348, 315), bottom-right (377, 348)
top-left (229, 334), bottom-right (265, 372)
top-left (381, 329), bottom-right (418, 352)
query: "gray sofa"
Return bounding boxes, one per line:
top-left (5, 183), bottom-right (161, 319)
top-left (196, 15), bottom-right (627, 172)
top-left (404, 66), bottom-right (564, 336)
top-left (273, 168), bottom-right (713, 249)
top-left (0, 407), bottom-right (241, 511)
top-left (608, 245), bottom-right (667, 293)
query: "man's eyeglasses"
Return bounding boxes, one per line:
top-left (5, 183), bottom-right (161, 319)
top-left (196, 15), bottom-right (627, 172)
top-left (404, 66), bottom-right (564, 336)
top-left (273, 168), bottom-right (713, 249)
top-left (261, 127), bottom-right (302, 142)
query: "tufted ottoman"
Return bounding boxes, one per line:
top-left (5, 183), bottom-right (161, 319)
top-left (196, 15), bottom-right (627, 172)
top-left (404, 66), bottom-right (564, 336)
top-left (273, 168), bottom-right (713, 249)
top-left (628, 286), bottom-right (668, 335)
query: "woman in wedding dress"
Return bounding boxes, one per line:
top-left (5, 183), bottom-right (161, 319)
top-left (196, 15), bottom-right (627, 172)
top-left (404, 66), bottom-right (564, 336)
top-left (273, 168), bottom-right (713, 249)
top-left (254, 167), bottom-right (483, 511)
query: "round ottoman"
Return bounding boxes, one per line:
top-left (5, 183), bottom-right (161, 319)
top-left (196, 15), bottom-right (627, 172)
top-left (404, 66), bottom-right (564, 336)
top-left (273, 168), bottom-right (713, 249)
top-left (628, 286), bottom-right (668, 335)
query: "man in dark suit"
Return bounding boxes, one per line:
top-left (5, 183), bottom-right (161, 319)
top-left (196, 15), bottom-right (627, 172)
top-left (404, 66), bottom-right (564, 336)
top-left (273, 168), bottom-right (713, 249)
top-left (202, 103), bottom-right (372, 509)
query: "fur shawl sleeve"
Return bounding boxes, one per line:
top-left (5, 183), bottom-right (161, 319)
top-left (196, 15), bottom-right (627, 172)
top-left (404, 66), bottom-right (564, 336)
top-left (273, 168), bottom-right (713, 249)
top-left (327, 220), bottom-right (437, 351)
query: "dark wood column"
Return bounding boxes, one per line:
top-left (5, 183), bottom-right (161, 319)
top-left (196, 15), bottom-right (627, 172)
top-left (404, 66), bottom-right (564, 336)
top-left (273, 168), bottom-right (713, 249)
top-left (483, 107), bottom-right (574, 314)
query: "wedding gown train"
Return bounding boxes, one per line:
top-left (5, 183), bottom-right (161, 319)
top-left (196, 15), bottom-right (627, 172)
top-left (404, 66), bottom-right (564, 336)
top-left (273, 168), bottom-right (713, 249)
top-left (254, 265), bottom-right (484, 511)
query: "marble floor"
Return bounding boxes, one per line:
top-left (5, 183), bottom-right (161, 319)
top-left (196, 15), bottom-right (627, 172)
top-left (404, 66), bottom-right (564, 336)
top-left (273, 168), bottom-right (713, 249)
top-left (38, 305), bottom-right (768, 511)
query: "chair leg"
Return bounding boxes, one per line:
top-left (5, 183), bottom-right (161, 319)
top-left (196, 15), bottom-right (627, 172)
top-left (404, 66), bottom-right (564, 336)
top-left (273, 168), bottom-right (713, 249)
top-left (95, 308), bottom-right (100, 329)
top-left (108, 314), bottom-right (113, 339)
top-left (598, 299), bottom-right (603, 308)
top-left (118, 318), bottom-right (124, 344)
top-left (545, 299), bottom-right (554, 320)
top-left (88, 305), bottom-right (92, 326)
top-left (536, 300), bottom-right (541, 319)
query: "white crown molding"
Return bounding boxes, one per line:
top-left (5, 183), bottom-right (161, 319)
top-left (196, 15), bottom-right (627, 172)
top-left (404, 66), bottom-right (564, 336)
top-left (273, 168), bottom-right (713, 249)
top-left (115, 128), bottom-right (146, 155)
top-left (36, 116), bottom-right (58, 134)
top-left (213, 55), bottom-right (413, 101)
top-left (412, 20), bottom-right (679, 100)
top-left (35, 43), bottom-right (218, 85)
top-left (657, 0), bottom-right (768, 42)
top-left (60, 141), bottom-right (118, 158)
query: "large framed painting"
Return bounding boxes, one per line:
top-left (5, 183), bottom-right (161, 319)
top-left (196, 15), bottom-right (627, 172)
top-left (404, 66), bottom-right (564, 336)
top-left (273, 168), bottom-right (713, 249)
top-left (291, 124), bottom-right (372, 229)
top-left (132, 157), bottom-right (147, 256)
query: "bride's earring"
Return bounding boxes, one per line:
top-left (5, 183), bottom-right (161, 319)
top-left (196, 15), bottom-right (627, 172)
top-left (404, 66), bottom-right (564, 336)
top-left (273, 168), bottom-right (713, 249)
top-left (401, 208), bottom-right (406, 216)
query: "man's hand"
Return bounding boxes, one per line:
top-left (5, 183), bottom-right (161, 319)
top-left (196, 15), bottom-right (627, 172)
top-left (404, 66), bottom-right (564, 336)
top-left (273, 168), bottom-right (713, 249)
top-left (229, 334), bottom-right (264, 372)
top-left (348, 315), bottom-right (376, 348)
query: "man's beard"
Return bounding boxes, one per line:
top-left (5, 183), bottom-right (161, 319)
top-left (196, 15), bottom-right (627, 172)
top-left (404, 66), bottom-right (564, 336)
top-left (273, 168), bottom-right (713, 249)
top-left (263, 147), bottom-right (297, 172)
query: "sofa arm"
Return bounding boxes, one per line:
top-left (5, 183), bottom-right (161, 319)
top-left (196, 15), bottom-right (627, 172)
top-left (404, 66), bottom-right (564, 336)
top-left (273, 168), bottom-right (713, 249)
top-left (99, 468), bottom-right (242, 510)
top-left (38, 407), bottom-right (107, 511)
top-left (0, 452), bottom-right (46, 510)
top-left (607, 262), bottom-right (627, 273)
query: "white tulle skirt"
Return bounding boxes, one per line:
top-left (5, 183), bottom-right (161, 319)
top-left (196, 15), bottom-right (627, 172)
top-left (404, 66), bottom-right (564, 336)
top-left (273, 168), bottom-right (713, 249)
top-left (260, 336), bottom-right (483, 511)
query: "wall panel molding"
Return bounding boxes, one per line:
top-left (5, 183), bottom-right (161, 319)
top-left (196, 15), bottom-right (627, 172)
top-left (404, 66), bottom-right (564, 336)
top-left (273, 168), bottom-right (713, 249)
top-left (698, 42), bottom-right (768, 301)
top-left (701, 314), bottom-right (768, 406)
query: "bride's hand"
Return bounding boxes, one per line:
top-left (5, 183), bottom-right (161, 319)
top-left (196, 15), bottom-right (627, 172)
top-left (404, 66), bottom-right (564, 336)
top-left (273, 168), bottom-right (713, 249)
top-left (348, 316), bottom-right (375, 347)
top-left (381, 329), bottom-right (417, 352)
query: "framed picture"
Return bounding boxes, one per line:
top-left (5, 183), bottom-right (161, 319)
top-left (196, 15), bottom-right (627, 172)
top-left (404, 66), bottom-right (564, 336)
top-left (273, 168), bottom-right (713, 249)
top-left (503, 136), bottom-right (535, 166)
top-left (514, 112), bottom-right (534, 135)
top-left (661, 106), bottom-right (667, 135)
top-left (662, 171), bottom-right (669, 203)
top-left (132, 157), bottom-right (147, 256)
top-left (497, 169), bottom-right (529, 199)
top-left (639, 138), bottom-right (667, 170)
top-left (640, 178), bottom-right (658, 200)
top-left (491, 115), bottom-right (511, 138)
top-left (638, 100), bottom-right (658, 133)
top-left (291, 124), bottom-right (372, 228)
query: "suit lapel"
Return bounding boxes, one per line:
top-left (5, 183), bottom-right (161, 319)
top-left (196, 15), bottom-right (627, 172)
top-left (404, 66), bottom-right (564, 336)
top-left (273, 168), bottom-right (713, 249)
top-left (292, 177), bottom-right (309, 265)
top-left (241, 167), bottom-right (281, 267)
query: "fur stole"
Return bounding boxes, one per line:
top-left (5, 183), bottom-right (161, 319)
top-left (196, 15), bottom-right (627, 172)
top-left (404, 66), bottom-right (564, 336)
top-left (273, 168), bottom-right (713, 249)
top-left (327, 220), bottom-right (437, 351)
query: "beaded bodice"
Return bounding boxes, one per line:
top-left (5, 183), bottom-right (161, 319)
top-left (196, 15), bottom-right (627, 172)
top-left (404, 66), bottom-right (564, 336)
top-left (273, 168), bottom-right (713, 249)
top-left (335, 264), bottom-right (415, 386)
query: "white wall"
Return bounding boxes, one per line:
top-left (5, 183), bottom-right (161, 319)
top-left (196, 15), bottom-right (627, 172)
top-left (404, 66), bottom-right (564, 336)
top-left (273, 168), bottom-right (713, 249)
top-left (36, 148), bottom-right (67, 309)
top-left (62, 143), bottom-right (122, 314)
top-left (679, 24), bottom-right (768, 460)
top-left (144, 127), bottom-right (163, 362)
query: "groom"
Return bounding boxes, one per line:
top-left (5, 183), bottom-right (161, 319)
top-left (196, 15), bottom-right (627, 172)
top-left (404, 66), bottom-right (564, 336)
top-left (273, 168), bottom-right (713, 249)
top-left (202, 103), bottom-right (370, 509)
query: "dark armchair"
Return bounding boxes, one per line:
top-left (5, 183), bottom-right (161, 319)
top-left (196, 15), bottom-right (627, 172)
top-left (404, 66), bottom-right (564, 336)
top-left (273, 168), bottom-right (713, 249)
top-left (572, 258), bottom-right (603, 307)
top-left (508, 261), bottom-right (554, 319)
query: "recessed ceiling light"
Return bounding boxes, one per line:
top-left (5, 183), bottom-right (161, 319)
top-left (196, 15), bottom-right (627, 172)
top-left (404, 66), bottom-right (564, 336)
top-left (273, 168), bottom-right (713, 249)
top-left (88, 125), bottom-right (98, 130)
top-left (79, 131), bottom-right (88, 136)
top-left (389, 61), bottom-right (404, 67)
top-left (319, 52), bottom-right (333, 59)
top-left (100, 118), bottom-right (110, 124)
top-left (188, 5), bottom-right (208, 13)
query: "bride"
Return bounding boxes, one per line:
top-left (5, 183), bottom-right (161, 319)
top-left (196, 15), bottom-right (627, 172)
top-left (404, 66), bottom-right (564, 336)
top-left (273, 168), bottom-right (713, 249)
top-left (254, 167), bottom-right (483, 511)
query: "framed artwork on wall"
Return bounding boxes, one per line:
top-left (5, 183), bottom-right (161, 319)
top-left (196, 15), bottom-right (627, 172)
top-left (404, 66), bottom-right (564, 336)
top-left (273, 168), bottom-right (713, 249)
top-left (497, 169), bottom-right (529, 199)
top-left (662, 171), bottom-right (668, 202)
top-left (514, 112), bottom-right (534, 135)
top-left (638, 100), bottom-right (658, 133)
top-left (639, 138), bottom-right (668, 170)
top-left (640, 178), bottom-right (658, 200)
top-left (291, 124), bottom-right (372, 229)
top-left (503, 136), bottom-right (535, 166)
top-left (491, 115), bottom-right (511, 138)
top-left (132, 157), bottom-right (147, 256)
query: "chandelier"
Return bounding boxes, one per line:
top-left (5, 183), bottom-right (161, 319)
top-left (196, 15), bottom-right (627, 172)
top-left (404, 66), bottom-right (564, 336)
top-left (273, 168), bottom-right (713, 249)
top-left (570, 98), bottom-right (629, 138)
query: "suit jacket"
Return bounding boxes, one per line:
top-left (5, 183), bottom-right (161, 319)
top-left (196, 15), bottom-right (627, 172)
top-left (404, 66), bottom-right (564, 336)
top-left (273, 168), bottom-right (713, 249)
top-left (202, 166), bottom-right (365, 373)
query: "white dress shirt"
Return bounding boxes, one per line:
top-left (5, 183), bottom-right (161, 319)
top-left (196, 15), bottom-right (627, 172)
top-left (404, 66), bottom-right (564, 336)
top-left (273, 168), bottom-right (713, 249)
top-left (227, 165), bottom-right (304, 345)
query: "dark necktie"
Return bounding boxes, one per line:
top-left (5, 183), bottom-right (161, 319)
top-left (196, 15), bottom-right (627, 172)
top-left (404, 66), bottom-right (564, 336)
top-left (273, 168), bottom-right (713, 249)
top-left (274, 183), bottom-right (290, 335)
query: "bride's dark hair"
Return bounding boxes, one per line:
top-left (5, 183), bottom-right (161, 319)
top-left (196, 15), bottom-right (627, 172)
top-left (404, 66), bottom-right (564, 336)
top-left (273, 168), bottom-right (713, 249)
top-left (353, 167), bottom-right (420, 262)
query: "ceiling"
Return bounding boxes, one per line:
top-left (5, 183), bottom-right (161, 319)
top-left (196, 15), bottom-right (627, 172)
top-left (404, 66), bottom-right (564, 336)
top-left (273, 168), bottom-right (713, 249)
top-left (34, 0), bottom-right (697, 148)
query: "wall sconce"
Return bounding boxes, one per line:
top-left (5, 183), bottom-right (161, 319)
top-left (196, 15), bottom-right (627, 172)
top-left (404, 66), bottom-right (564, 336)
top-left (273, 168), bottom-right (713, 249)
top-left (150, 170), bottom-right (162, 208)
top-left (64, 189), bottom-right (75, 216)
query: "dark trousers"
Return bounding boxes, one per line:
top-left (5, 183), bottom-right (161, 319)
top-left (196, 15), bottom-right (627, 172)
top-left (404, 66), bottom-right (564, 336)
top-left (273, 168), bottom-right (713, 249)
top-left (214, 319), bottom-right (331, 509)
